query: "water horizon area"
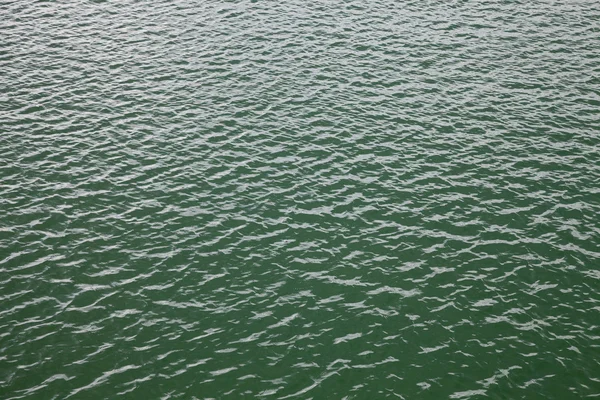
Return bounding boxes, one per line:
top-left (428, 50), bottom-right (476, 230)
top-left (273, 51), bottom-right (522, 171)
top-left (1, 0), bottom-right (599, 399)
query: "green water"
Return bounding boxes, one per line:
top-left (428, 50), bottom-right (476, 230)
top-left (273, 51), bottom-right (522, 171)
top-left (1, 0), bottom-right (600, 399)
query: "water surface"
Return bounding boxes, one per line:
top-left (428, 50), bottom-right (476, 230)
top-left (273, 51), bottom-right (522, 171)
top-left (1, 0), bottom-right (600, 399)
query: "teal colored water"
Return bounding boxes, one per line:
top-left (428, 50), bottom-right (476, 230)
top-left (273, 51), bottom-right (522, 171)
top-left (1, 1), bottom-right (600, 399)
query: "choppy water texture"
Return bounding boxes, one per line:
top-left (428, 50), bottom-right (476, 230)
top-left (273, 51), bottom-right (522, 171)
top-left (1, 0), bottom-right (600, 399)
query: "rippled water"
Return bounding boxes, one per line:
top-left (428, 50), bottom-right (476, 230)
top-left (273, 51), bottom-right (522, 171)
top-left (2, 0), bottom-right (600, 398)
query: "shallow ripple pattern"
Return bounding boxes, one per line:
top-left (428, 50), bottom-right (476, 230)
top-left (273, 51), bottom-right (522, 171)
top-left (1, 0), bottom-right (600, 399)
